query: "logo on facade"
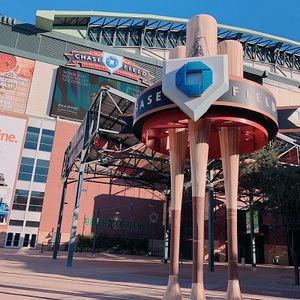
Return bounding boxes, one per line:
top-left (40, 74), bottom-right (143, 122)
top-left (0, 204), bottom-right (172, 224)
top-left (64, 50), bottom-right (154, 85)
top-left (175, 61), bottom-right (213, 97)
top-left (162, 55), bottom-right (229, 121)
top-left (102, 52), bottom-right (123, 74)
top-left (110, 211), bottom-right (122, 231)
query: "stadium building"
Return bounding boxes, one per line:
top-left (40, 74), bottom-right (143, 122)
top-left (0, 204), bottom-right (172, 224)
top-left (0, 10), bottom-right (299, 265)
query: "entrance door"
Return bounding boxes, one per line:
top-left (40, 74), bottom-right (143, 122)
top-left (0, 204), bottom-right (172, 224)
top-left (5, 232), bottom-right (21, 247)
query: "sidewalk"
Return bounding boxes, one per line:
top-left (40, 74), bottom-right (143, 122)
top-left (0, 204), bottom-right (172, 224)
top-left (0, 248), bottom-right (299, 299)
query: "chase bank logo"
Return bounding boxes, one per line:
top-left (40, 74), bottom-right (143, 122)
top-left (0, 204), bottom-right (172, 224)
top-left (175, 61), bottom-right (213, 97)
top-left (162, 55), bottom-right (229, 121)
top-left (106, 55), bottom-right (119, 69)
top-left (103, 52), bottom-right (123, 74)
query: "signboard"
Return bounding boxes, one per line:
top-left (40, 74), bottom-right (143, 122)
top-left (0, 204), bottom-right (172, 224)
top-left (0, 52), bottom-right (35, 114)
top-left (133, 77), bottom-right (278, 142)
top-left (50, 67), bottom-right (145, 122)
top-left (246, 210), bottom-right (259, 234)
top-left (65, 50), bottom-right (154, 85)
top-left (162, 55), bottom-right (229, 121)
top-left (0, 114), bottom-right (27, 224)
top-left (278, 107), bottom-right (300, 132)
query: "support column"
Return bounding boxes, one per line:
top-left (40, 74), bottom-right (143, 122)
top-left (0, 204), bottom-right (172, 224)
top-left (67, 149), bottom-right (86, 267)
top-left (188, 118), bottom-right (211, 300)
top-left (53, 176), bottom-right (68, 259)
top-left (163, 46), bottom-right (187, 300)
top-left (163, 128), bottom-right (188, 300)
top-left (186, 14), bottom-right (217, 300)
top-left (218, 40), bottom-right (243, 300)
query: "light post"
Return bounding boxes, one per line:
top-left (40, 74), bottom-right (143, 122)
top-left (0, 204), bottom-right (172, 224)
top-left (149, 211), bottom-right (159, 255)
top-left (92, 208), bottom-right (100, 257)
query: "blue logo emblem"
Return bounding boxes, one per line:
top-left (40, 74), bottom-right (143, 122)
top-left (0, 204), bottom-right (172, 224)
top-left (106, 56), bottom-right (119, 69)
top-left (175, 61), bottom-right (213, 97)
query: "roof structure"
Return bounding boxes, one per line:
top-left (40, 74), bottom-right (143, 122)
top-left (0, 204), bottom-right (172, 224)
top-left (35, 11), bottom-right (300, 73)
top-left (63, 86), bottom-right (174, 193)
top-left (53, 11), bottom-right (300, 195)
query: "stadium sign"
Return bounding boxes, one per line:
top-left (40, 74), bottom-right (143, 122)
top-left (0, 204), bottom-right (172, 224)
top-left (162, 55), bottom-right (229, 121)
top-left (65, 50), bottom-right (153, 85)
top-left (134, 77), bottom-right (277, 123)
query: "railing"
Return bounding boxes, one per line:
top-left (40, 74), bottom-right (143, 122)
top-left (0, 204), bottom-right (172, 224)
top-left (39, 241), bottom-right (163, 257)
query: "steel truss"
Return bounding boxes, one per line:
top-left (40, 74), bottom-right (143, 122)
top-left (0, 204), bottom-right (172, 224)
top-left (62, 85), bottom-right (172, 193)
top-left (84, 16), bottom-right (300, 73)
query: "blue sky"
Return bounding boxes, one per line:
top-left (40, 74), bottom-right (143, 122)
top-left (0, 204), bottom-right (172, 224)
top-left (1, 0), bottom-right (300, 42)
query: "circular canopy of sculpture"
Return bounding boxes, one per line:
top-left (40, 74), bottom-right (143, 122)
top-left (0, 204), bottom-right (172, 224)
top-left (133, 75), bottom-right (278, 158)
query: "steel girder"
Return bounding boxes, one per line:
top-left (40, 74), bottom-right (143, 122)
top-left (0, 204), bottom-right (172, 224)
top-left (86, 16), bottom-right (300, 73)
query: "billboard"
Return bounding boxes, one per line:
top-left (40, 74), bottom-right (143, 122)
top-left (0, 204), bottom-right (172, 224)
top-left (65, 50), bottom-right (154, 85)
top-left (50, 67), bottom-right (145, 122)
top-left (0, 52), bottom-right (35, 114)
top-left (0, 114), bottom-right (27, 224)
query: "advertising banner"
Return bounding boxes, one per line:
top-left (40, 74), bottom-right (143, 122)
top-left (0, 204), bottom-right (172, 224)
top-left (246, 210), bottom-right (259, 234)
top-left (50, 67), bottom-right (145, 122)
top-left (0, 52), bottom-right (35, 114)
top-left (0, 114), bottom-right (27, 224)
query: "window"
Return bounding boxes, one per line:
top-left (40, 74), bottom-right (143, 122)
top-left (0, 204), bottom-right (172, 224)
top-left (39, 129), bottom-right (54, 152)
top-left (6, 233), bottom-right (13, 246)
top-left (30, 234), bottom-right (37, 247)
top-left (25, 221), bottom-right (40, 227)
top-left (24, 126), bottom-right (40, 150)
top-left (12, 189), bottom-right (29, 211)
top-left (24, 126), bottom-right (54, 152)
top-left (28, 191), bottom-right (44, 212)
top-left (18, 157), bottom-right (50, 183)
top-left (18, 157), bottom-right (34, 181)
top-left (23, 234), bottom-right (30, 247)
top-left (13, 233), bottom-right (20, 247)
top-left (34, 159), bottom-right (49, 183)
top-left (9, 219), bottom-right (24, 226)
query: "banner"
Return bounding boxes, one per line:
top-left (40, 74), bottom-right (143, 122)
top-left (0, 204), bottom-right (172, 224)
top-left (0, 114), bottom-right (27, 224)
top-left (50, 67), bottom-right (145, 121)
top-left (0, 52), bottom-right (35, 114)
top-left (246, 210), bottom-right (259, 234)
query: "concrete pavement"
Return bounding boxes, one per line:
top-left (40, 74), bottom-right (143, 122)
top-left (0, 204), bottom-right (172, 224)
top-left (0, 248), bottom-right (299, 299)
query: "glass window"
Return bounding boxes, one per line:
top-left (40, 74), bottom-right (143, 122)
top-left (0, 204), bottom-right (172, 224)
top-left (25, 221), bottom-right (40, 228)
top-left (23, 234), bottom-right (30, 247)
top-left (12, 189), bottom-right (29, 211)
top-left (30, 234), bottom-right (37, 247)
top-left (33, 159), bottom-right (49, 183)
top-left (9, 219), bottom-right (24, 226)
top-left (24, 126), bottom-right (40, 150)
top-left (18, 157), bottom-right (34, 182)
top-left (29, 191), bottom-right (44, 212)
top-left (6, 233), bottom-right (13, 246)
top-left (39, 129), bottom-right (54, 152)
top-left (13, 233), bottom-right (20, 247)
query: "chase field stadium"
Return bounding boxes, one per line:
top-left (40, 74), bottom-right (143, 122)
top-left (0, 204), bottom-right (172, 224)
top-left (0, 10), bottom-right (299, 265)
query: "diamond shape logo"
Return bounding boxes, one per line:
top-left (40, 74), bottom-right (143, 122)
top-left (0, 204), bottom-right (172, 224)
top-left (176, 61), bottom-right (213, 97)
top-left (103, 52), bottom-right (123, 74)
top-left (162, 55), bottom-right (229, 121)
